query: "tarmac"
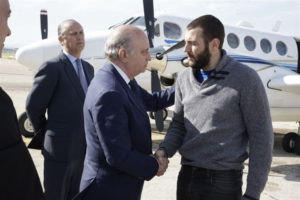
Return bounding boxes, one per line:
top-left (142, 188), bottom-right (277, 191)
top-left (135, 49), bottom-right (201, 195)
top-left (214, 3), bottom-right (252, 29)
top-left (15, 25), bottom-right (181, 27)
top-left (1, 58), bottom-right (300, 200)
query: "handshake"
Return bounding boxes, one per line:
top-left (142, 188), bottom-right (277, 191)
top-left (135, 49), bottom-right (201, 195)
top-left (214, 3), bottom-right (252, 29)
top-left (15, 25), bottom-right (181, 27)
top-left (151, 149), bottom-right (169, 177)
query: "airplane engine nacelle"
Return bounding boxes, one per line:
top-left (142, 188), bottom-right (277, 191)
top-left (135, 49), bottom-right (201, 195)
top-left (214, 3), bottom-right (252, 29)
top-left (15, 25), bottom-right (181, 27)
top-left (146, 46), bottom-right (168, 73)
top-left (160, 74), bottom-right (175, 86)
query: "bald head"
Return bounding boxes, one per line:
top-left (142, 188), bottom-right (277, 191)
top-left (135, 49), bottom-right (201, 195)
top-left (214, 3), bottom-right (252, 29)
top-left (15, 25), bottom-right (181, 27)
top-left (105, 25), bottom-right (147, 62)
top-left (105, 25), bottom-right (151, 79)
top-left (58, 19), bottom-right (80, 37)
top-left (57, 19), bottom-right (85, 58)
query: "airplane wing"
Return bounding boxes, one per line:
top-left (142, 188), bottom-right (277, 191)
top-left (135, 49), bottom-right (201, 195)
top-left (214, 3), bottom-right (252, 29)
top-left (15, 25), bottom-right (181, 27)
top-left (268, 75), bottom-right (300, 95)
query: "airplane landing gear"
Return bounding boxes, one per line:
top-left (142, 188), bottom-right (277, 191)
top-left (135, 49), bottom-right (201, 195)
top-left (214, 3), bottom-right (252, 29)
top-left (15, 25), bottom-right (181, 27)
top-left (295, 136), bottom-right (300, 154)
top-left (281, 123), bottom-right (300, 155)
top-left (282, 132), bottom-right (297, 153)
top-left (18, 112), bottom-right (34, 138)
top-left (149, 108), bottom-right (168, 121)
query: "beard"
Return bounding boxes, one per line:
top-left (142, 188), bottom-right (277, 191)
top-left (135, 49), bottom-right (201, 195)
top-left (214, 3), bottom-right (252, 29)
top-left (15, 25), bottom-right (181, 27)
top-left (188, 41), bottom-right (211, 69)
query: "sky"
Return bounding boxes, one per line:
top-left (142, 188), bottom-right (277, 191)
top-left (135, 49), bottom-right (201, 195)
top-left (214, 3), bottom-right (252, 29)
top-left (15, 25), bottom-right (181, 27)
top-left (4, 0), bottom-right (300, 48)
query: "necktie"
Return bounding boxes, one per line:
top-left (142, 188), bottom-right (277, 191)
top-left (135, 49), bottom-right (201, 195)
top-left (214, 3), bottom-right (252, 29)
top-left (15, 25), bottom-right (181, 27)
top-left (129, 80), bottom-right (140, 99)
top-left (129, 80), bottom-right (144, 107)
top-left (129, 80), bottom-right (137, 94)
top-left (76, 59), bottom-right (88, 93)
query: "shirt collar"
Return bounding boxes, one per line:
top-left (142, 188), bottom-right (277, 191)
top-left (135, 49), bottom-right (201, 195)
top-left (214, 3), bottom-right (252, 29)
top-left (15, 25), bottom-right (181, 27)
top-left (63, 50), bottom-right (78, 65)
top-left (213, 49), bottom-right (228, 72)
top-left (112, 63), bottom-right (131, 85)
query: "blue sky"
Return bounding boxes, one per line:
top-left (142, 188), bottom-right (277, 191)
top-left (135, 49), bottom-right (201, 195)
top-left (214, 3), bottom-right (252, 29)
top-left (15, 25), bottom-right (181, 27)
top-left (5, 0), bottom-right (300, 48)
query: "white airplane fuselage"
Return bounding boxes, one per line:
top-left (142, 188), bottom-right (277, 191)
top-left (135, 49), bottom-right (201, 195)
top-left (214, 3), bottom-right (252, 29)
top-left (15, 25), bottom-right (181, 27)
top-left (16, 15), bottom-right (300, 122)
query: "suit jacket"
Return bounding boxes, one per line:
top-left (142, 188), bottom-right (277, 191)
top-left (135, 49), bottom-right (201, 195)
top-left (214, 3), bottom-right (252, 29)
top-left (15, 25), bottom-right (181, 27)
top-left (74, 63), bottom-right (175, 200)
top-left (26, 52), bottom-right (94, 162)
top-left (0, 87), bottom-right (44, 200)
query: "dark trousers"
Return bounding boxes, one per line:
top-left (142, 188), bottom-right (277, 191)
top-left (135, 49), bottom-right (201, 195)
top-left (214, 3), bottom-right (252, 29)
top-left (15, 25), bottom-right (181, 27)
top-left (44, 158), bottom-right (84, 200)
top-left (177, 165), bottom-right (243, 200)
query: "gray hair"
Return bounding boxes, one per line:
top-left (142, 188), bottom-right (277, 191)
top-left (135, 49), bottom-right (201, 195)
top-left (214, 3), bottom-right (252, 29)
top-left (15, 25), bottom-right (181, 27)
top-left (57, 19), bottom-right (77, 37)
top-left (105, 26), bottom-right (140, 62)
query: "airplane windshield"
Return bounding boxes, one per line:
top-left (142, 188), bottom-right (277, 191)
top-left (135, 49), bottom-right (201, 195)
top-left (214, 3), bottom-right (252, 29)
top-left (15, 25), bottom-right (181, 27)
top-left (109, 17), bottom-right (134, 29)
top-left (109, 16), bottom-right (156, 30)
top-left (129, 17), bottom-right (146, 27)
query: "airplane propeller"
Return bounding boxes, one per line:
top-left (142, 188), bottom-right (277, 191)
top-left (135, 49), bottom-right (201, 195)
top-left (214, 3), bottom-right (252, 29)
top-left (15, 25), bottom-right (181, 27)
top-left (143, 0), bottom-right (164, 132)
top-left (156, 40), bottom-right (185, 60)
top-left (40, 9), bottom-right (48, 40)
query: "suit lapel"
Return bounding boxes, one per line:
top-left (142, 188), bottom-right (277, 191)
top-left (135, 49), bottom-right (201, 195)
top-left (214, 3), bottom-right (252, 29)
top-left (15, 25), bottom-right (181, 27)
top-left (126, 84), bottom-right (148, 116)
top-left (61, 53), bottom-right (85, 101)
top-left (109, 64), bottom-right (149, 119)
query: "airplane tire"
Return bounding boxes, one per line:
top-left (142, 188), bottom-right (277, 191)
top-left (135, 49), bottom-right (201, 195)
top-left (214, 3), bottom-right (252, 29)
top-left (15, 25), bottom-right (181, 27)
top-left (294, 136), bottom-right (300, 155)
top-left (149, 109), bottom-right (168, 120)
top-left (18, 112), bottom-right (34, 138)
top-left (282, 132), bottom-right (297, 153)
top-left (149, 112), bottom-right (155, 119)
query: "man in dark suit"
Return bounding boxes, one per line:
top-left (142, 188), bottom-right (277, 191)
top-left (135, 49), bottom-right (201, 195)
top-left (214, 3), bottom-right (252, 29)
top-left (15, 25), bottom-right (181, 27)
top-left (26, 19), bottom-right (94, 200)
top-left (0, 0), bottom-right (44, 199)
top-left (74, 25), bottom-right (174, 200)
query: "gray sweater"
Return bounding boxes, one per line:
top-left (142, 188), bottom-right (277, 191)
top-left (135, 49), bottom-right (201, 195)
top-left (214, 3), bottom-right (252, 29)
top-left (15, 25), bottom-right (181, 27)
top-left (160, 51), bottom-right (273, 199)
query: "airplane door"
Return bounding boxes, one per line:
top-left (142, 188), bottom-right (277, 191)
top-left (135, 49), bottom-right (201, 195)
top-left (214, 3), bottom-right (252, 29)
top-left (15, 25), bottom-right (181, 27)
top-left (295, 38), bottom-right (300, 74)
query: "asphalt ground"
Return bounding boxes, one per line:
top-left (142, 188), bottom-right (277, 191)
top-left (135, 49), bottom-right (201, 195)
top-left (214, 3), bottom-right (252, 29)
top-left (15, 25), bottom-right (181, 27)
top-left (1, 58), bottom-right (300, 200)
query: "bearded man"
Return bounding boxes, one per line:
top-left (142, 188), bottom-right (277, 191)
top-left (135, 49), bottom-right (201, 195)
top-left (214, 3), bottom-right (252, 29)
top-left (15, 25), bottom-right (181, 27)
top-left (156, 15), bottom-right (273, 200)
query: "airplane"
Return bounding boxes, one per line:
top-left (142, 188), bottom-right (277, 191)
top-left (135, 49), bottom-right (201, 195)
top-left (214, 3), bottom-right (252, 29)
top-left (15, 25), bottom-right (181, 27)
top-left (15, 0), bottom-right (300, 155)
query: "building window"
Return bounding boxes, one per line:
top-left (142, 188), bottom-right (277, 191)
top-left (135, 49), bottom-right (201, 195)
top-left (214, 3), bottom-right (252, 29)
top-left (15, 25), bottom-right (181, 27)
top-left (227, 33), bottom-right (239, 49)
top-left (260, 39), bottom-right (272, 53)
top-left (244, 36), bottom-right (256, 51)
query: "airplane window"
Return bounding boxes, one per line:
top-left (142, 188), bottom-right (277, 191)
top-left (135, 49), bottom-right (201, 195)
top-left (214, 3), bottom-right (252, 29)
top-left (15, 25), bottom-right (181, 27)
top-left (260, 39), bottom-right (272, 53)
top-left (244, 36), bottom-right (256, 51)
top-left (227, 33), bottom-right (239, 49)
top-left (276, 41), bottom-right (287, 56)
top-left (130, 17), bottom-right (146, 27)
top-left (163, 22), bottom-right (181, 39)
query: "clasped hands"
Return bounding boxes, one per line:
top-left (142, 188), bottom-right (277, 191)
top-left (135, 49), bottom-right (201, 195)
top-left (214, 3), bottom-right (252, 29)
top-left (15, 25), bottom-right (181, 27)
top-left (151, 150), bottom-right (169, 176)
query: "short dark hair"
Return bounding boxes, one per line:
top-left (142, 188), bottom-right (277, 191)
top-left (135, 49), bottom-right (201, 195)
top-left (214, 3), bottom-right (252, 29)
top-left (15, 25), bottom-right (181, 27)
top-left (187, 15), bottom-right (225, 49)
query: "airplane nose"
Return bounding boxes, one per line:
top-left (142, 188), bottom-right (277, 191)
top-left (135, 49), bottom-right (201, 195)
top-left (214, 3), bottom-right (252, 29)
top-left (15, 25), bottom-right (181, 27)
top-left (16, 38), bottom-right (60, 70)
top-left (16, 42), bottom-right (44, 68)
